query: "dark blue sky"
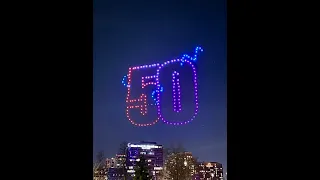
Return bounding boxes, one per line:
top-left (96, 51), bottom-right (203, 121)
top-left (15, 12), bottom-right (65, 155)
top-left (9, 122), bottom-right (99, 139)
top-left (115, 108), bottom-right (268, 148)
top-left (94, 0), bottom-right (226, 169)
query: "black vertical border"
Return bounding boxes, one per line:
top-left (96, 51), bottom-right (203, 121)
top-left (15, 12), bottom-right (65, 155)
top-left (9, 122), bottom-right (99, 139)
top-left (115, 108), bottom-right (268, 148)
top-left (15, 0), bottom-right (94, 178)
top-left (5, 0), bottom-right (94, 177)
top-left (227, 0), bottom-right (273, 179)
top-left (226, 0), bottom-right (309, 179)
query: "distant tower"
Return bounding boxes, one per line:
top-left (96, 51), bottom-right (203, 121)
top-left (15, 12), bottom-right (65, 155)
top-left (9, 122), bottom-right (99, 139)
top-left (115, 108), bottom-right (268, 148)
top-left (126, 141), bottom-right (164, 180)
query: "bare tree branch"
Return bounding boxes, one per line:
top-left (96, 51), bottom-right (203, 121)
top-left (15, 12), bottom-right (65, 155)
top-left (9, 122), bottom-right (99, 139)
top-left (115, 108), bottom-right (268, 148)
top-left (164, 152), bottom-right (197, 180)
top-left (94, 151), bottom-right (106, 180)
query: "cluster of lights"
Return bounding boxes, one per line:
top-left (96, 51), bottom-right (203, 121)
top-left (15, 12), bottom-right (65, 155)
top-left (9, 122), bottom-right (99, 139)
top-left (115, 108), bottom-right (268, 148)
top-left (151, 86), bottom-right (163, 105)
top-left (141, 75), bottom-right (163, 106)
top-left (122, 46), bottom-right (203, 126)
top-left (172, 71), bottom-right (181, 112)
top-left (180, 46), bottom-right (204, 66)
top-left (142, 77), bottom-right (157, 89)
top-left (156, 59), bottom-right (199, 125)
top-left (122, 74), bottom-right (164, 105)
top-left (125, 67), bottom-right (159, 126)
top-left (154, 167), bottom-right (163, 170)
top-left (127, 94), bottom-right (147, 115)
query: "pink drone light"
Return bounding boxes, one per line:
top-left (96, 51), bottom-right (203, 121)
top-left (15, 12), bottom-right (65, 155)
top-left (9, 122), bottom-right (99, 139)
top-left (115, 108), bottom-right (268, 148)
top-left (122, 47), bottom-right (203, 126)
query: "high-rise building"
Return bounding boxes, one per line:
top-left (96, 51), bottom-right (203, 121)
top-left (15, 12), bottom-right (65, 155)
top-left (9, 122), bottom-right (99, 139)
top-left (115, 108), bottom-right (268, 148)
top-left (126, 141), bottom-right (164, 179)
top-left (106, 154), bottom-right (126, 179)
top-left (106, 154), bottom-right (126, 168)
top-left (195, 162), bottom-right (224, 180)
top-left (106, 158), bottom-right (116, 168)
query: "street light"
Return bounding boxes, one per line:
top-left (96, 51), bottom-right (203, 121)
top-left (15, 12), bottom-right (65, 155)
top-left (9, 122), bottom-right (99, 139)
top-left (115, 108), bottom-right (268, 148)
top-left (184, 161), bottom-right (187, 166)
top-left (211, 173), bottom-right (214, 179)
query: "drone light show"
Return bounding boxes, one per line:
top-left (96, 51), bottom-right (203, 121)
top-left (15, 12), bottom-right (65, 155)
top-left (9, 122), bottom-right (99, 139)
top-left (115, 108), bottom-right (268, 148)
top-left (121, 47), bottom-right (203, 126)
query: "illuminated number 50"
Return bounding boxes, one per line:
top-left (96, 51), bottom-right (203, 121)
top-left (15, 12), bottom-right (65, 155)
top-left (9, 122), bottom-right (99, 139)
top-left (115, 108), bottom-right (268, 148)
top-left (156, 59), bottom-right (199, 125)
top-left (125, 64), bottom-right (160, 127)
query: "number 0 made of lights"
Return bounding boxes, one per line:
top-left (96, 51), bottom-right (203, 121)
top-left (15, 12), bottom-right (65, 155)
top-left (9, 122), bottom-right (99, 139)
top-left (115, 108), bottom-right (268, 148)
top-left (156, 59), bottom-right (199, 125)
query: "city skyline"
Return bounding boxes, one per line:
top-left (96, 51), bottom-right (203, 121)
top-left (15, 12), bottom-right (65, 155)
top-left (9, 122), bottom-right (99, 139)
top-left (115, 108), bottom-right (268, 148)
top-left (99, 141), bottom-right (225, 180)
top-left (94, 0), bottom-right (227, 172)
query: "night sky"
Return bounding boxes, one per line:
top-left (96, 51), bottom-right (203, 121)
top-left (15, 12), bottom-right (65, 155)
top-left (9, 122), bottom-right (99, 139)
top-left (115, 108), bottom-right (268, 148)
top-left (94, 0), bottom-right (226, 170)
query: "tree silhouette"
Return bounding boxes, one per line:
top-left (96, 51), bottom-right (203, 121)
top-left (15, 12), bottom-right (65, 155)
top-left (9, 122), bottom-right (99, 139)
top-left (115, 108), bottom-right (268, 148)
top-left (133, 155), bottom-right (152, 180)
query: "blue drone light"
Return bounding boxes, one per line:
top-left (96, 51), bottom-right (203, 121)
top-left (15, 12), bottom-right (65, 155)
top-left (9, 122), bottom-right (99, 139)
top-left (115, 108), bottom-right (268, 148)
top-left (150, 86), bottom-right (163, 105)
top-left (121, 46), bottom-right (203, 104)
top-left (181, 46), bottom-right (203, 66)
top-left (121, 75), bottom-right (128, 87)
